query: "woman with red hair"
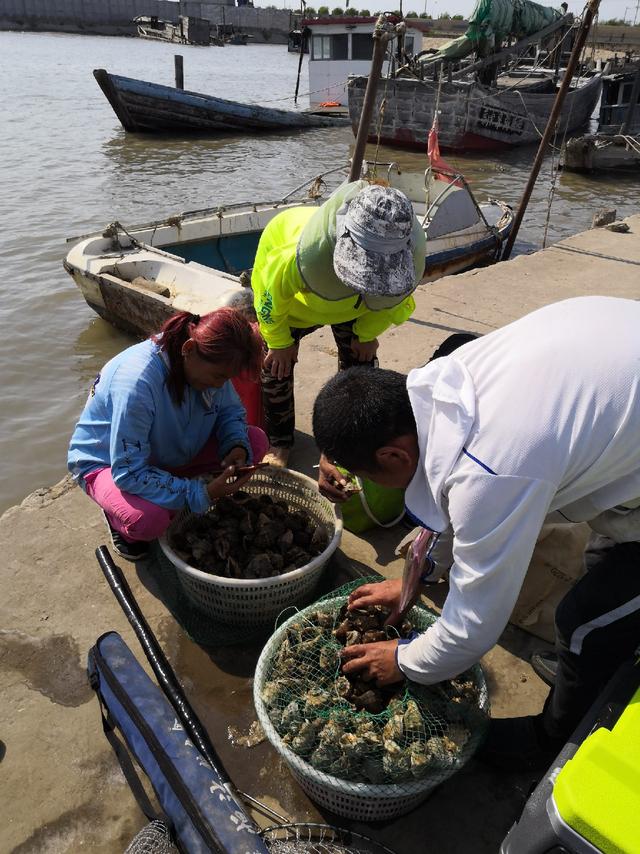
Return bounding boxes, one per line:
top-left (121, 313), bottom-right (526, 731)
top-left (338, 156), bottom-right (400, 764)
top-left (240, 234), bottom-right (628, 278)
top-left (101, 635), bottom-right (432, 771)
top-left (68, 309), bottom-right (268, 561)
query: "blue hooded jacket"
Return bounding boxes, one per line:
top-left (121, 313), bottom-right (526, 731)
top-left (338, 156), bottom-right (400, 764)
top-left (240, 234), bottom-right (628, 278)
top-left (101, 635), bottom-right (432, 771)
top-left (68, 339), bottom-right (250, 514)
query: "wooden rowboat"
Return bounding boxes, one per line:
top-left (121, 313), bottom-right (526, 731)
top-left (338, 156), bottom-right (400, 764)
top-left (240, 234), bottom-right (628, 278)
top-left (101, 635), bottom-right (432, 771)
top-left (94, 69), bottom-right (350, 135)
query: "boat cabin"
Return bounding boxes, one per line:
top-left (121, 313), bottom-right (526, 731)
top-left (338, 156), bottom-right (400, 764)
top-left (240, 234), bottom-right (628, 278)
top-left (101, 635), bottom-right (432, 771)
top-left (598, 64), bottom-right (640, 135)
top-left (303, 17), bottom-right (425, 106)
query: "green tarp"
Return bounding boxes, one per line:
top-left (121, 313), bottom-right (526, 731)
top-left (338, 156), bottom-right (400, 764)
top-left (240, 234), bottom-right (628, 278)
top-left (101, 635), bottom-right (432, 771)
top-left (420, 0), bottom-right (564, 64)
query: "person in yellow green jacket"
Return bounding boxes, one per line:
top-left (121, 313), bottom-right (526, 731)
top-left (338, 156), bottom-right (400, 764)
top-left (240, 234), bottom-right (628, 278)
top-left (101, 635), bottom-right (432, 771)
top-left (251, 180), bottom-right (426, 471)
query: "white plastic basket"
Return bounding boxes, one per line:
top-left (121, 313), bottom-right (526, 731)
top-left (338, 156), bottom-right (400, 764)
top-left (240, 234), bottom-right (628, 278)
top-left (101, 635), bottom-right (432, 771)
top-left (254, 596), bottom-right (490, 821)
top-left (159, 467), bottom-right (342, 628)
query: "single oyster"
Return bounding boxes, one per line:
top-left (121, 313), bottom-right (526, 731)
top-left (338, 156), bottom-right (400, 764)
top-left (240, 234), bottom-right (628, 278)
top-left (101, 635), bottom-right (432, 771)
top-left (281, 701), bottom-right (302, 734)
top-left (334, 675), bottom-right (352, 701)
top-left (447, 723), bottom-right (470, 751)
top-left (409, 742), bottom-right (431, 779)
top-left (383, 713), bottom-right (404, 742)
top-left (290, 721), bottom-right (317, 755)
top-left (261, 678), bottom-right (292, 707)
top-left (425, 735), bottom-right (459, 768)
top-left (382, 739), bottom-right (411, 781)
top-left (318, 718), bottom-right (344, 746)
top-left (310, 742), bottom-right (340, 771)
top-left (339, 732), bottom-right (368, 762)
top-left (403, 699), bottom-right (423, 734)
top-left (319, 644), bottom-right (340, 673)
top-left (303, 687), bottom-right (331, 718)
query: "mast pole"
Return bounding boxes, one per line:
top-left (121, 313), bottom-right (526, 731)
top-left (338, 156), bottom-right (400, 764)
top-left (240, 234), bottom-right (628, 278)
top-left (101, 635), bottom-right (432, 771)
top-left (502, 0), bottom-right (601, 260)
top-left (348, 15), bottom-right (396, 182)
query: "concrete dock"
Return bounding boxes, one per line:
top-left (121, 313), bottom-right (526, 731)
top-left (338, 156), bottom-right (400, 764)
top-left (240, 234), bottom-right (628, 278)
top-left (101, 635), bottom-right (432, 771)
top-left (2, 216), bottom-right (639, 853)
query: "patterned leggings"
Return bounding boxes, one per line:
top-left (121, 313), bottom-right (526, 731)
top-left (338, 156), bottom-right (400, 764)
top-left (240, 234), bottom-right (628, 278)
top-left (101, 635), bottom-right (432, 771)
top-left (262, 320), bottom-right (377, 448)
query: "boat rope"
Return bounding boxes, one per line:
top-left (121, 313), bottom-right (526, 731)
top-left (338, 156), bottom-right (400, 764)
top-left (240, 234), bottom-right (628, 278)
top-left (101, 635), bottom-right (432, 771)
top-left (542, 59), bottom-right (578, 248)
top-left (616, 134), bottom-right (640, 155)
top-left (279, 164), bottom-right (348, 203)
top-left (370, 42), bottom-right (395, 178)
top-left (542, 123), bottom-right (561, 248)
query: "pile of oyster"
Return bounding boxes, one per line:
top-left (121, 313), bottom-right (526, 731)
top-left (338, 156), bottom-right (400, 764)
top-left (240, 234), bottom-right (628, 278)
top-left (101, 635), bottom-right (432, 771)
top-left (169, 492), bottom-right (329, 579)
top-left (260, 603), bottom-right (483, 785)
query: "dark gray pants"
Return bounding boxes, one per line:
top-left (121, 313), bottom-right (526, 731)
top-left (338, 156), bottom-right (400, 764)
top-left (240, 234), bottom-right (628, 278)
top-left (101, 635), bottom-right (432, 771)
top-left (543, 538), bottom-right (640, 739)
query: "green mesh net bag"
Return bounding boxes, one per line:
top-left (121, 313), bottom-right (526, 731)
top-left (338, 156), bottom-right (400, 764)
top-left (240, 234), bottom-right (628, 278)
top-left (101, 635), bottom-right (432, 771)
top-left (254, 579), bottom-right (490, 821)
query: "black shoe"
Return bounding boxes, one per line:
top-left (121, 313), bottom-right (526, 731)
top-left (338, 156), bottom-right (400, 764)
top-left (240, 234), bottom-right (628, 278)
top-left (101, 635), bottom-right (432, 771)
top-left (103, 511), bottom-right (150, 562)
top-left (531, 650), bottom-right (558, 687)
top-left (476, 714), bottom-right (565, 772)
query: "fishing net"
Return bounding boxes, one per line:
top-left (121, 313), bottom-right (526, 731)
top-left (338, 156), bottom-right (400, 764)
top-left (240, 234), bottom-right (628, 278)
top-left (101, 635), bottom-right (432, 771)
top-left (256, 579), bottom-right (489, 790)
top-left (124, 820), bottom-right (179, 854)
top-left (125, 820), bottom-right (396, 854)
top-left (261, 823), bottom-right (398, 853)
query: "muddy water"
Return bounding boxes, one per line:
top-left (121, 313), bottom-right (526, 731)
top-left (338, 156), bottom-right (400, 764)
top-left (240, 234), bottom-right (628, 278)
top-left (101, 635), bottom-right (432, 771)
top-left (1, 30), bottom-right (639, 514)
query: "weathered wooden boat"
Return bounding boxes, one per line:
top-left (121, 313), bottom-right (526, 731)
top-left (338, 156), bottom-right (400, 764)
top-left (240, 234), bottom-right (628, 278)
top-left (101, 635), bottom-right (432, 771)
top-left (562, 133), bottom-right (640, 171)
top-left (134, 15), bottom-right (212, 47)
top-left (93, 69), bottom-right (350, 134)
top-left (561, 61), bottom-right (640, 171)
top-left (347, 0), bottom-right (601, 152)
top-left (348, 71), bottom-right (602, 152)
top-left (63, 168), bottom-right (513, 338)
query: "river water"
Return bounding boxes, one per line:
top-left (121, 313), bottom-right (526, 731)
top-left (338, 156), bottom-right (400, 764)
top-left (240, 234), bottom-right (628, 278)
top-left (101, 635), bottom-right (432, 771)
top-left (1, 30), bottom-right (639, 514)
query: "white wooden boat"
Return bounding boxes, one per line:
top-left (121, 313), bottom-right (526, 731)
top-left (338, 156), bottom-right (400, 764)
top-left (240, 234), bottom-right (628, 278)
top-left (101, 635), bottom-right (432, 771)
top-left (63, 168), bottom-right (513, 338)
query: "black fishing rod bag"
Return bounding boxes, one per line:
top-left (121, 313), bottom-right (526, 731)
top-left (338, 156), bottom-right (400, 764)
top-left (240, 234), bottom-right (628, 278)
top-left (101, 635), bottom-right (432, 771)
top-left (87, 631), bottom-right (268, 854)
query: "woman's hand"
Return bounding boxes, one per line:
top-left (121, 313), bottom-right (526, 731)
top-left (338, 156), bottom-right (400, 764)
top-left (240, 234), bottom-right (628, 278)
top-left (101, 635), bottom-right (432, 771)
top-left (206, 465), bottom-right (255, 502)
top-left (264, 345), bottom-right (298, 380)
top-left (348, 578), bottom-right (402, 611)
top-left (221, 446), bottom-right (248, 469)
top-left (351, 337), bottom-right (379, 363)
top-left (341, 639), bottom-right (404, 686)
top-left (318, 454), bottom-right (352, 503)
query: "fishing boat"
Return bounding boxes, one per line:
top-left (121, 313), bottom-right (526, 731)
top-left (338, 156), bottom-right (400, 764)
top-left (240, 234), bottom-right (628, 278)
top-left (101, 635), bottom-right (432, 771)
top-left (561, 59), bottom-right (640, 171)
top-left (93, 70), bottom-right (350, 134)
top-left (348, 71), bottom-right (602, 152)
top-left (347, 0), bottom-right (602, 152)
top-left (63, 167), bottom-right (513, 339)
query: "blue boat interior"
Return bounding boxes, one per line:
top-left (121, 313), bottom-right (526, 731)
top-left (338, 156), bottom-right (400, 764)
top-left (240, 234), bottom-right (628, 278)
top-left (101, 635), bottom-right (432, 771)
top-left (163, 231), bottom-right (263, 275)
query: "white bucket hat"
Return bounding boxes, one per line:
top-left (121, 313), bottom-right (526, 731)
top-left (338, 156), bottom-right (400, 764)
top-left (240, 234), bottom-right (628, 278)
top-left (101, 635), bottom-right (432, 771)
top-left (296, 182), bottom-right (426, 311)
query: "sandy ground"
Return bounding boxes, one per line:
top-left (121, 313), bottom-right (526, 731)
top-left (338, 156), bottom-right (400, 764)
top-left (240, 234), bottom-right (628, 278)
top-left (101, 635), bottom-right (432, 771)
top-left (2, 215), bottom-right (639, 853)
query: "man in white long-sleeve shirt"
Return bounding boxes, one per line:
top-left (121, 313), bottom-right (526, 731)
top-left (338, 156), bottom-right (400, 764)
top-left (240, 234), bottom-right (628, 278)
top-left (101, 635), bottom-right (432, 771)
top-left (312, 296), bottom-right (640, 770)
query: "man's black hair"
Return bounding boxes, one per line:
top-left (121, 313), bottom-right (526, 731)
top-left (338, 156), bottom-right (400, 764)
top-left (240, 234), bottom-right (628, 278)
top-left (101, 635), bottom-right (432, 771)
top-left (429, 332), bottom-right (478, 362)
top-left (312, 367), bottom-right (416, 472)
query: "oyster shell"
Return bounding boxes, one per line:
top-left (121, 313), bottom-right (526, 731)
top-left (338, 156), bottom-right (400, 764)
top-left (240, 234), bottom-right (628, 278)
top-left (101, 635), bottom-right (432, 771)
top-left (290, 721), bottom-right (317, 755)
top-left (403, 699), bottom-right (423, 734)
top-left (382, 739), bottom-right (411, 780)
top-left (281, 701), bottom-right (302, 735)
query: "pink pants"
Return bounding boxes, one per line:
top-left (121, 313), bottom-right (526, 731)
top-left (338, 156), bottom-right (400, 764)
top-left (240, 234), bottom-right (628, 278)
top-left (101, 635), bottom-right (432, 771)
top-left (83, 426), bottom-right (269, 543)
